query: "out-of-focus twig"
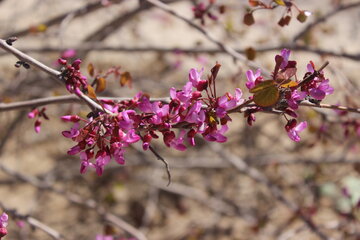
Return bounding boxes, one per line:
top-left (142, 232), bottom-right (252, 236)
top-left (2, 44), bottom-right (358, 61)
top-left (0, 39), bottom-right (108, 113)
top-left (3, 0), bottom-right (124, 39)
top-left (293, 1), bottom-right (360, 42)
top-left (0, 202), bottom-right (65, 240)
top-left (212, 144), bottom-right (333, 240)
top-left (143, 0), bottom-right (271, 77)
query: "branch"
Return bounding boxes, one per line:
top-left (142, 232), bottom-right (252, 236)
top-left (0, 95), bottom-right (170, 112)
top-left (143, 0), bottom-right (271, 77)
top-left (0, 162), bottom-right (148, 240)
top-left (2, 44), bottom-right (359, 61)
top-left (300, 102), bottom-right (360, 114)
top-left (0, 39), bottom-right (108, 113)
top-left (0, 202), bottom-right (65, 240)
top-left (293, 1), bottom-right (360, 42)
top-left (212, 144), bottom-right (333, 240)
top-left (4, 0), bottom-right (124, 39)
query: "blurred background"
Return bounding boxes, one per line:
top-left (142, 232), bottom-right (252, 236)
top-left (0, 0), bottom-right (360, 239)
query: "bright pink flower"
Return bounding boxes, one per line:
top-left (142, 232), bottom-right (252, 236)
top-left (188, 68), bottom-right (208, 91)
top-left (62, 123), bottom-right (80, 138)
top-left (287, 121), bottom-right (307, 142)
top-left (96, 235), bottom-right (114, 240)
top-left (204, 125), bottom-right (228, 142)
top-left (216, 88), bottom-right (244, 118)
top-left (280, 48), bottom-right (291, 69)
top-left (287, 90), bottom-right (306, 110)
top-left (61, 49), bottom-right (77, 59)
top-left (0, 213), bottom-right (8, 228)
top-left (245, 69), bottom-right (262, 89)
top-left (309, 79), bottom-right (334, 100)
top-left (169, 130), bottom-right (187, 151)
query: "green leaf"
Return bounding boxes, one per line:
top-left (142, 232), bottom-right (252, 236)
top-left (249, 80), bottom-right (276, 93)
top-left (253, 85), bottom-right (279, 107)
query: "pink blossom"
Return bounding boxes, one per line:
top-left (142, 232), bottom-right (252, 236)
top-left (287, 90), bottom-right (306, 110)
top-left (309, 79), bottom-right (334, 100)
top-left (0, 213), bottom-right (8, 228)
top-left (280, 48), bottom-right (291, 69)
top-left (287, 121), bottom-right (307, 142)
top-left (61, 49), bottom-right (77, 59)
top-left (245, 69), bottom-right (262, 89)
top-left (204, 125), bottom-right (228, 143)
top-left (216, 88), bottom-right (244, 118)
top-left (62, 123), bottom-right (80, 138)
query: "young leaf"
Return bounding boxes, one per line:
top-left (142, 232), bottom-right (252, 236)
top-left (88, 63), bottom-right (94, 77)
top-left (96, 77), bottom-right (106, 93)
top-left (87, 85), bottom-right (97, 99)
top-left (120, 72), bottom-right (132, 87)
top-left (280, 80), bottom-right (298, 88)
top-left (244, 12), bottom-right (255, 26)
top-left (248, 0), bottom-right (260, 7)
top-left (253, 85), bottom-right (280, 107)
top-left (245, 47), bottom-right (256, 60)
top-left (273, 0), bottom-right (285, 6)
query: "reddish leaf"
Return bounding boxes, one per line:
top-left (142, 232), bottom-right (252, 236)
top-left (245, 47), bottom-right (256, 60)
top-left (278, 15), bottom-right (291, 27)
top-left (243, 12), bottom-right (255, 26)
top-left (277, 68), bottom-right (297, 81)
top-left (87, 85), bottom-right (97, 99)
top-left (88, 63), bottom-right (94, 77)
top-left (120, 72), bottom-right (132, 87)
top-left (248, 0), bottom-right (260, 6)
top-left (96, 77), bottom-right (106, 93)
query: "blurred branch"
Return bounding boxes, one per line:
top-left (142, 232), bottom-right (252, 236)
top-left (213, 144), bottom-right (333, 240)
top-left (2, 44), bottom-right (359, 61)
top-left (83, 0), bottom-right (184, 43)
top-left (0, 202), bottom-right (65, 240)
top-left (3, 94), bottom-right (359, 114)
top-left (0, 95), bottom-right (170, 112)
top-left (143, 0), bottom-right (271, 77)
top-left (0, 162), bottom-right (148, 240)
top-left (299, 102), bottom-right (360, 114)
top-left (293, 1), bottom-right (360, 42)
top-left (0, 39), bottom-right (108, 113)
top-left (3, 0), bottom-right (124, 39)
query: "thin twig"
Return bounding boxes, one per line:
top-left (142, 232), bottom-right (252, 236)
top-left (143, 0), bottom-right (271, 77)
top-left (3, 0), bottom-right (124, 39)
top-left (0, 202), bottom-right (65, 240)
top-left (148, 145), bottom-right (171, 186)
top-left (212, 144), bottom-right (333, 240)
top-left (0, 162), bottom-right (148, 240)
top-left (293, 1), bottom-right (360, 42)
top-left (1, 44), bottom-right (359, 61)
top-left (0, 38), bottom-right (108, 113)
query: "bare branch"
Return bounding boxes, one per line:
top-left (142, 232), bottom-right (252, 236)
top-left (293, 1), bottom-right (360, 42)
top-left (212, 144), bottom-right (333, 240)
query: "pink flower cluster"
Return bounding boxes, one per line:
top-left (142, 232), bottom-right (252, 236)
top-left (58, 58), bottom-right (88, 95)
top-left (0, 212), bottom-right (8, 239)
top-left (245, 49), bottom-right (333, 142)
top-left (62, 64), bottom-right (244, 175)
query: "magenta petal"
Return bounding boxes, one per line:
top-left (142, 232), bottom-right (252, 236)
top-left (309, 88), bottom-right (325, 100)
